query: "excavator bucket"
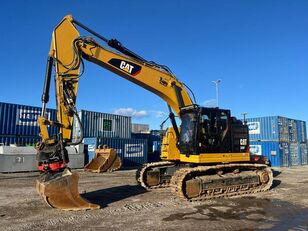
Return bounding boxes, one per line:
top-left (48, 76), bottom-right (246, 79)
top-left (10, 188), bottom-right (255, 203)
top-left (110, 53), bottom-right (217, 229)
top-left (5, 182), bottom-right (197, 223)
top-left (84, 147), bottom-right (122, 173)
top-left (36, 168), bottom-right (100, 211)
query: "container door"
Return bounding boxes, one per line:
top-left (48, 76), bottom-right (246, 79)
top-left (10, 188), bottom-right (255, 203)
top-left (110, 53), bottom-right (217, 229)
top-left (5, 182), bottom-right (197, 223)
top-left (83, 137), bottom-right (98, 164)
top-left (300, 143), bottom-right (308, 165)
top-left (280, 142), bottom-right (290, 167)
top-left (289, 143), bottom-right (300, 166)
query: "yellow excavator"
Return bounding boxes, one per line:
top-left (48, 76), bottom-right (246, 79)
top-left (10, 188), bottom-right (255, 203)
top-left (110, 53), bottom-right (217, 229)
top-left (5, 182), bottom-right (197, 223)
top-left (36, 15), bottom-right (273, 211)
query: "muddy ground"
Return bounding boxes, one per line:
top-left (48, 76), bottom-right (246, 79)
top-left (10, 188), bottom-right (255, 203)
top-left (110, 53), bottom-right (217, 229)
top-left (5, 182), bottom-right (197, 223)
top-left (0, 166), bottom-right (308, 231)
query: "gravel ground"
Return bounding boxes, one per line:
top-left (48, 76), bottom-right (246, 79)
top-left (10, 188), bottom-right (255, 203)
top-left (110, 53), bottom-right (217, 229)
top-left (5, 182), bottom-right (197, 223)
top-left (1, 166), bottom-right (308, 231)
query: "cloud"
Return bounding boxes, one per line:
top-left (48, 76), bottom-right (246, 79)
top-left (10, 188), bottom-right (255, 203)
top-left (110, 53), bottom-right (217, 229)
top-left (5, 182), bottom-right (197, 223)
top-left (113, 108), bottom-right (168, 120)
top-left (150, 110), bottom-right (168, 118)
top-left (113, 107), bottom-right (149, 119)
top-left (202, 99), bottom-right (217, 107)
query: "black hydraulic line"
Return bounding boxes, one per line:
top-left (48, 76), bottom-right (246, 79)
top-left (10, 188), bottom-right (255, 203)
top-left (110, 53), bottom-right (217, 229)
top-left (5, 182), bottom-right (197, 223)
top-left (182, 82), bottom-right (197, 104)
top-left (167, 105), bottom-right (180, 141)
top-left (107, 39), bottom-right (147, 62)
top-left (72, 19), bottom-right (109, 43)
top-left (41, 56), bottom-right (54, 104)
top-left (41, 56), bottom-right (54, 116)
top-left (72, 19), bottom-right (147, 62)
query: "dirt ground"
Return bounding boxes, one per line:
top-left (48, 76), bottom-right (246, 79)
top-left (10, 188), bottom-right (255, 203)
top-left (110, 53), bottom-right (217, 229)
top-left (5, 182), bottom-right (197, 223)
top-left (1, 166), bottom-right (308, 231)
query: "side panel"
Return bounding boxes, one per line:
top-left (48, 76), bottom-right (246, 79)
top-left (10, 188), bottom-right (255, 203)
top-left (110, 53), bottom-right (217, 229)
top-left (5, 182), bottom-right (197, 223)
top-left (160, 127), bottom-right (180, 161)
top-left (245, 116), bottom-right (279, 141)
top-left (131, 133), bottom-right (161, 162)
top-left (288, 119), bottom-right (299, 143)
top-left (289, 142), bottom-right (300, 166)
top-left (0, 136), bottom-right (40, 146)
top-left (73, 110), bottom-right (131, 140)
top-left (300, 143), bottom-right (308, 165)
top-left (179, 153), bottom-right (250, 164)
top-left (84, 137), bottom-right (147, 167)
top-left (278, 117), bottom-right (290, 142)
top-left (249, 141), bottom-right (282, 167)
top-left (297, 121), bottom-right (307, 143)
top-left (131, 124), bottom-right (150, 133)
top-left (280, 142), bottom-right (290, 167)
top-left (0, 102), bottom-right (58, 137)
top-left (83, 137), bottom-right (98, 163)
top-left (97, 137), bottom-right (148, 167)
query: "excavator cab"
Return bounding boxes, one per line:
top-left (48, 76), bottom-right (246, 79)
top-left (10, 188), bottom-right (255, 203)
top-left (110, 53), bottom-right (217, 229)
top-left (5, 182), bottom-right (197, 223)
top-left (178, 106), bottom-right (249, 155)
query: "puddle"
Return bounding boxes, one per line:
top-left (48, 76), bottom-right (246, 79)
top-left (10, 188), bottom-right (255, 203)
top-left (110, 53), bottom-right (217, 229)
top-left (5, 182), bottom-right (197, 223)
top-left (163, 197), bottom-right (308, 230)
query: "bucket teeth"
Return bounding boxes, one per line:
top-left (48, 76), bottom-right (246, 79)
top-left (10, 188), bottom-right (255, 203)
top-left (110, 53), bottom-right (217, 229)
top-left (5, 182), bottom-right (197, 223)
top-left (84, 148), bottom-right (122, 173)
top-left (36, 168), bottom-right (100, 211)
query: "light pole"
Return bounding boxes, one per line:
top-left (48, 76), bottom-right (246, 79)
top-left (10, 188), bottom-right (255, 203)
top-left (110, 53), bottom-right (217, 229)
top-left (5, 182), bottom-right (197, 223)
top-left (241, 112), bottom-right (248, 124)
top-left (212, 79), bottom-right (221, 107)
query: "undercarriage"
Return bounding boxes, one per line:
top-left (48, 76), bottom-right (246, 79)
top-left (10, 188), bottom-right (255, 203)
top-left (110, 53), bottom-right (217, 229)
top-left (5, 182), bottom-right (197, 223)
top-left (137, 161), bottom-right (273, 201)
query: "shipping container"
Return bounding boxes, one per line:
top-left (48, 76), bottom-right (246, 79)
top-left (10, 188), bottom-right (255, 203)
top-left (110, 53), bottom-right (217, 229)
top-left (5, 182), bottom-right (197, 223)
top-left (288, 120), bottom-right (299, 143)
top-left (249, 141), bottom-right (290, 167)
top-left (278, 117), bottom-right (290, 143)
top-left (83, 137), bottom-right (97, 164)
top-left (0, 136), bottom-right (40, 146)
top-left (245, 116), bottom-right (280, 141)
top-left (300, 143), bottom-right (308, 165)
top-left (0, 102), bottom-right (58, 137)
top-left (289, 142), bottom-right (300, 166)
top-left (132, 133), bottom-right (161, 162)
top-left (297, 121), bottom-right (307, 143)
top-left (83, 137), bottom-right (147, 167)
top-left (132, 123), bottom-right (150, 133)
top-left (73, 110), bottom-right (131, 140)
top-left (246, 116), bottom-right (306, 143)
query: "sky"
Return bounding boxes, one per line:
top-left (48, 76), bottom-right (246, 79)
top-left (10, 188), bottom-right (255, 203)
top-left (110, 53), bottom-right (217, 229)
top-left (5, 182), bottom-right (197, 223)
top-left (0, 0), bottom-right (307, 130)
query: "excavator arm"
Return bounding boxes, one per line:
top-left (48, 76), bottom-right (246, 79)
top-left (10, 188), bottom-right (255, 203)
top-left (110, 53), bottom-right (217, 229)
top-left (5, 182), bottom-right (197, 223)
top-left (38, 15), bottom-right (193, 146)
top-left (36, 15), bottom-right (193, 210)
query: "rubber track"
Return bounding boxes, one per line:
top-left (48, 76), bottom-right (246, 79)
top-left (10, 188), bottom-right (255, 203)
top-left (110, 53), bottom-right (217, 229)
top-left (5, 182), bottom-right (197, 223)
top-left (137, 161), bottom-right (175, 189)
top-left (170, 163), bottom-right (273, 201)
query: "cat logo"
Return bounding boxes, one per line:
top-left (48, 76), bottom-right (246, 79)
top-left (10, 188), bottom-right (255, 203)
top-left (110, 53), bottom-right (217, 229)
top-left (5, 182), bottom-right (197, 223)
top-left (108, 58), bottom-right (142, 76)
top-left (120, 61), bottom-right (134, 74)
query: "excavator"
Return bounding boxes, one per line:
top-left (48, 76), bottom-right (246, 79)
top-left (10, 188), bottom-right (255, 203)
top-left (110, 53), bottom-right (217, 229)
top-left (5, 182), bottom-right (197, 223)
top-left (36, 15), bottom-right (273, 211)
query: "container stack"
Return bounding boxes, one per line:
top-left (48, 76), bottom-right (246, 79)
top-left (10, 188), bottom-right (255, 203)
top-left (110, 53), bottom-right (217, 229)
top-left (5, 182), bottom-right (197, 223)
top-left (83, 137), bottom-right (148, 167)
top-left (79, 110), bottom-right (148, 167)
top-left (131, 123), bottom-right (150, 134)
top-left (132, 132), bottom-right (162, 162)
top-left (246, 116), bottom-right (307, 167)
top-left (0, 102), bottom-right (58, 146)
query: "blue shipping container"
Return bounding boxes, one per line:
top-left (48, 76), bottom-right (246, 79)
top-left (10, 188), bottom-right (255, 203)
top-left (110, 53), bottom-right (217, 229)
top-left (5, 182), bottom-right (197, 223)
top-left (300, 143), bottom-right (308, 165)
top-left (288, 119), bottom-right (299, 143)
top-left (83, 137), bottom-right (98, 164)
top-left (0, 102), bottom-right (58, 137)
top-left (250, 141), bottom-right (290, 167)
top-left (246, 116), bottom-right (306, 144)
top-left (297, 121), bottom-right (307, 143)
top-left (289, 142), bottom-right (300, 166)
top-left (83, 137), bottom-right (147, 167)
top-left (0, 136), bottom-right (40, 146)
top-left (132, 133), bottom-right (162, 162)
top-left (246, 116), bottom-right (280, 141)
